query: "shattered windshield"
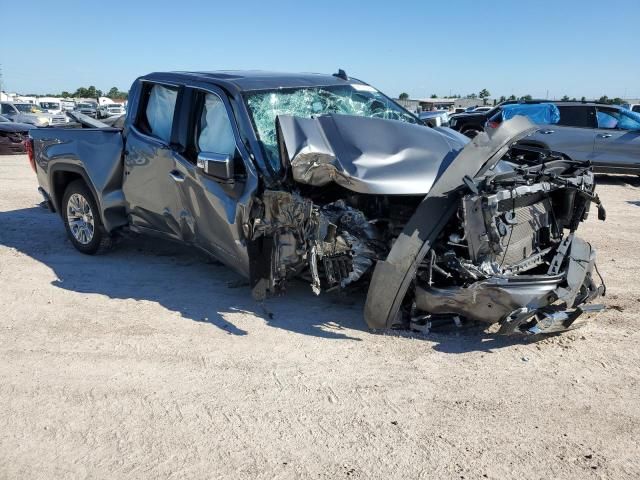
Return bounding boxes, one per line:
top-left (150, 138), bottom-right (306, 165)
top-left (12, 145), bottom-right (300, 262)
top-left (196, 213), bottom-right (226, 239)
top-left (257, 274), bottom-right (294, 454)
top-left (244, 84), bottom-right (419, 173)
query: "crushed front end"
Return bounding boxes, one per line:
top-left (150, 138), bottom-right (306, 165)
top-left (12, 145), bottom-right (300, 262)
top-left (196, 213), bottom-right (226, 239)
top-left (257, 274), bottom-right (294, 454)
top-left (247, 115), bottom-right (605, 335)
top-left (411, 161), bottom-right (605, 334)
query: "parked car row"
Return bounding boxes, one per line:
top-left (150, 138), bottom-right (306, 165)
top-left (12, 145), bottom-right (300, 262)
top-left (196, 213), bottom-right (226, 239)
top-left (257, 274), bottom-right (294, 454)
top-left (0, 102), bottom-right (68, 127)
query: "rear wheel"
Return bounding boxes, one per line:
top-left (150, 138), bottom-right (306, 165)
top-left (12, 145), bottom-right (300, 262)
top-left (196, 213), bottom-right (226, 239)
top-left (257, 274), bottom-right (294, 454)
top-left (62, 180), bottom-right (111, 254)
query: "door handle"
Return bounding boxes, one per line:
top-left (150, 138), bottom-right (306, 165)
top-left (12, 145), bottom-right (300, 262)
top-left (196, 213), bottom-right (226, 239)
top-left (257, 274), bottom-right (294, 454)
top-left (539, 129), bottom-right (555, 134)
top-left (169, 170), bottom-right (185, 182)
top-left (598, 134), bottom-right (613, 138)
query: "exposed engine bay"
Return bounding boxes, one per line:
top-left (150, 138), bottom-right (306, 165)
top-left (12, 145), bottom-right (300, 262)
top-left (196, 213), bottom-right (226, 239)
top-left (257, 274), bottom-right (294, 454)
top-left (247, 115), bottom-right (605, 335)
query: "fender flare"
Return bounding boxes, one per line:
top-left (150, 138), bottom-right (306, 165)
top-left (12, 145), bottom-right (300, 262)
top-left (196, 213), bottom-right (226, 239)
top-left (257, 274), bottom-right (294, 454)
top-left (48, 163), bottom-right (103, 222)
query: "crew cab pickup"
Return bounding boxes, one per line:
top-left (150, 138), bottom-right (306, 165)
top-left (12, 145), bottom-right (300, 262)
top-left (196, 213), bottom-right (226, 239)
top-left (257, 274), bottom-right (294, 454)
top-left (28, 71), bottom-right (605, 335)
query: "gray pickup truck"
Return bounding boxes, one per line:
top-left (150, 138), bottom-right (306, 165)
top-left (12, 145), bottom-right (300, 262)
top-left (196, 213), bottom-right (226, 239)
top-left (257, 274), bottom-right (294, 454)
top-left (27, 70), bottom-right (606, 335)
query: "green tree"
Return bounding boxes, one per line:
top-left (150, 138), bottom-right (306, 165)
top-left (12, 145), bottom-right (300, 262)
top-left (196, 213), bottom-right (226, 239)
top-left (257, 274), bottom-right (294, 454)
top-left (520, 94), bottom-right (533, 101)
top-left (73, 86), bottom-right (104, 99)
top-left (430, 93), bottom-right (438, 98)
top-left (561, 95), bottom-right (570, 101)
top-left (478, 88), bottom-right (491, 105)
top-left (61, 91), bottom-right (71, 98)
top-left (466, 93), bottom-right (477, 99)
top-left (598, 95), bottom-right (609, 104)
top-left (498, 95), bottom-right (506, 103)
top-left (611, 97), bottom-right (624, 105)
top-left (581, 96), bottom-right (586, 102)
top-left (107, 87), bottom-right (120, 99)
top-left (507, 94), bottom-right (516, 101)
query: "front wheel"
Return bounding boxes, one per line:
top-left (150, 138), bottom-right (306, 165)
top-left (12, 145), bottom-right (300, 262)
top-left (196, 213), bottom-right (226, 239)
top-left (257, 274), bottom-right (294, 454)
top-left (62, 180), bottom-right (111, 254)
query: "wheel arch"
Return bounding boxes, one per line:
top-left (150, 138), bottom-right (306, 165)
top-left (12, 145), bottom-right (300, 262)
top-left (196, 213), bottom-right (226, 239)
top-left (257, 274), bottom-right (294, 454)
top-left (50, 165), bottom-right (101, 220)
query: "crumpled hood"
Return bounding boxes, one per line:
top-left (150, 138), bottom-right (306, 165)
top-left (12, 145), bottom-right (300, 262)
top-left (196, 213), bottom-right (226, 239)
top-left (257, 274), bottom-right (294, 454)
top-left (276, 114), bottom-right (467, 195)
top-left (276, 114), bottom-right (535, 195)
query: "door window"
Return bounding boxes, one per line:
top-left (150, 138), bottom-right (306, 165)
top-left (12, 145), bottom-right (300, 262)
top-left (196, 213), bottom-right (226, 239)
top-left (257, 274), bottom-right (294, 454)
top-left (557, 106), bottom-right (595, 128)
top-left (196, 93), bottom-right (236, 155)
top-left (136, 83), bottom-right (178, 143)
top-left (1, 104), bottom-right (15, 115)
top-left (596, 109), bottom-right (619, 129)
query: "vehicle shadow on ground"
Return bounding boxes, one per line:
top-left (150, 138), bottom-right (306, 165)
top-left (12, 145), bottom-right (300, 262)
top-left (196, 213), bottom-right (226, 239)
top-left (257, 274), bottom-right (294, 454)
top-left (595, 173), bottom-right (640, 187)
top-left (389, 323), bottom-right (547, 354)
top-left (0, 206), bottom-right (365, 341)
top-left (0, 206), bottom-right (561, 351)
top-left (426, 328), bottom-right (545, 354)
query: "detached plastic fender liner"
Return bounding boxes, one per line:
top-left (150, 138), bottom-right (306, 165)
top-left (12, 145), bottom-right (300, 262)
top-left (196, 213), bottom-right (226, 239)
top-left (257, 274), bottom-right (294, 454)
top-left (364, 194), bottom-right (459, 329)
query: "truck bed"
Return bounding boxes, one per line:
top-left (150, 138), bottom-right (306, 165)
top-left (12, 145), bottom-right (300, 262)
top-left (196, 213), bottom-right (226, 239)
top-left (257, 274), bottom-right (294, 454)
top-left (29, 126), bottom-right (127, 232)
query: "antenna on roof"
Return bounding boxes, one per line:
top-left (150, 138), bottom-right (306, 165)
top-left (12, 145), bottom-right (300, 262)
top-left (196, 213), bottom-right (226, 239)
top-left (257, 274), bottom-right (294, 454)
top-left (333, 69), bottom-right (348, 81)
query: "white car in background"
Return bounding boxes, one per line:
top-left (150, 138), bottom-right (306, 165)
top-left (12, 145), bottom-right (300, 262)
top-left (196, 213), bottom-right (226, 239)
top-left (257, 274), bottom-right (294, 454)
top-left (98, 103), bottom-right (126, 118)
top-left (61, 100), bottom-right (76, 111)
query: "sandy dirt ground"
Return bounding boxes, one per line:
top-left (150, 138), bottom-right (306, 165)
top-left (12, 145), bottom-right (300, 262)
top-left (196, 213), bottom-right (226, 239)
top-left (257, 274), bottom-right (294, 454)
top-left (0, 154), bottom-right (639, 479)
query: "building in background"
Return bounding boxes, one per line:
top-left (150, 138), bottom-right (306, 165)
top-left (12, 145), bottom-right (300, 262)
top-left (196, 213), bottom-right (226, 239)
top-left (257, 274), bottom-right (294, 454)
top-left (395, 96), bottom-right (487, 112)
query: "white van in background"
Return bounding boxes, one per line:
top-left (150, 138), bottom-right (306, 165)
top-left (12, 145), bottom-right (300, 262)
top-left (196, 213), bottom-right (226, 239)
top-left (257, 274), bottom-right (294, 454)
top-left (38, 97), bottom-right (64, 114)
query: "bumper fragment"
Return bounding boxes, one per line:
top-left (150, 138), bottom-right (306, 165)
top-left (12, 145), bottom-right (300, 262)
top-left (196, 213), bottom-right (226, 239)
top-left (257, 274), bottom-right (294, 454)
top-left (414, 235), bottom-right (604, 335)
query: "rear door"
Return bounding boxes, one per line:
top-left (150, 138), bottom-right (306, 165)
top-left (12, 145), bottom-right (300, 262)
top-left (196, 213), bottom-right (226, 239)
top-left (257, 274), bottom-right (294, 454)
top-left (122, 82), bottom-right (186, 240)
top-left (593, 107), bottom-right (640, 173)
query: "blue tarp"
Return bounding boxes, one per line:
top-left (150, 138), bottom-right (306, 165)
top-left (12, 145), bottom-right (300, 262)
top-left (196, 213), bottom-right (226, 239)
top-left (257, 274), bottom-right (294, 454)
top-left (501, 103), bottom-right (560, 125)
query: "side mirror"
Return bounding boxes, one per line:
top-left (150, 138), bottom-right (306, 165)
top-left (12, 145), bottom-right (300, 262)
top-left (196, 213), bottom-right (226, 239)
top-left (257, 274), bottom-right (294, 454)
top-left (197, 152), bottom-right (234, 180)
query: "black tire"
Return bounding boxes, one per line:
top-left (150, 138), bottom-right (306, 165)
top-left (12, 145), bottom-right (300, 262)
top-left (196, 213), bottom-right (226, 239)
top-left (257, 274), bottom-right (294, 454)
top-left (462, 128), bottom-right (482, 139)
top-left (61, 179), bottom-right (112, 255)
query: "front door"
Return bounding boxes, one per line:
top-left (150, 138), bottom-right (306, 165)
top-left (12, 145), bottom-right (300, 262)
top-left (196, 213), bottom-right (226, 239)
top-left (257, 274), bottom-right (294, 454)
top-left (169, 87), bottom-right (258, 278)
top-left (593, 107), bottom-right (640, 174)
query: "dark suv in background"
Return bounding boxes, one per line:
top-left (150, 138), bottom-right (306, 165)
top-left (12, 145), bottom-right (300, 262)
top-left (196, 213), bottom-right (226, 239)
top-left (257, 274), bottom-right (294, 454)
top-left (448, 100), bottom-right (523, 137)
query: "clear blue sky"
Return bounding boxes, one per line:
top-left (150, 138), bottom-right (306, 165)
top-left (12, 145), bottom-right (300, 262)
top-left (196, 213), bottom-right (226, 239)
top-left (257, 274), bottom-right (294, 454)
top-left (2, 0), bottom-right (639, 99)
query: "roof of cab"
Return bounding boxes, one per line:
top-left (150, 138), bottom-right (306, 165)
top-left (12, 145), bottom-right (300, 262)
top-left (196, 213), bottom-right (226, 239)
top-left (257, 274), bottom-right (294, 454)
top-left (139, 70), bottom-right (366, 92)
